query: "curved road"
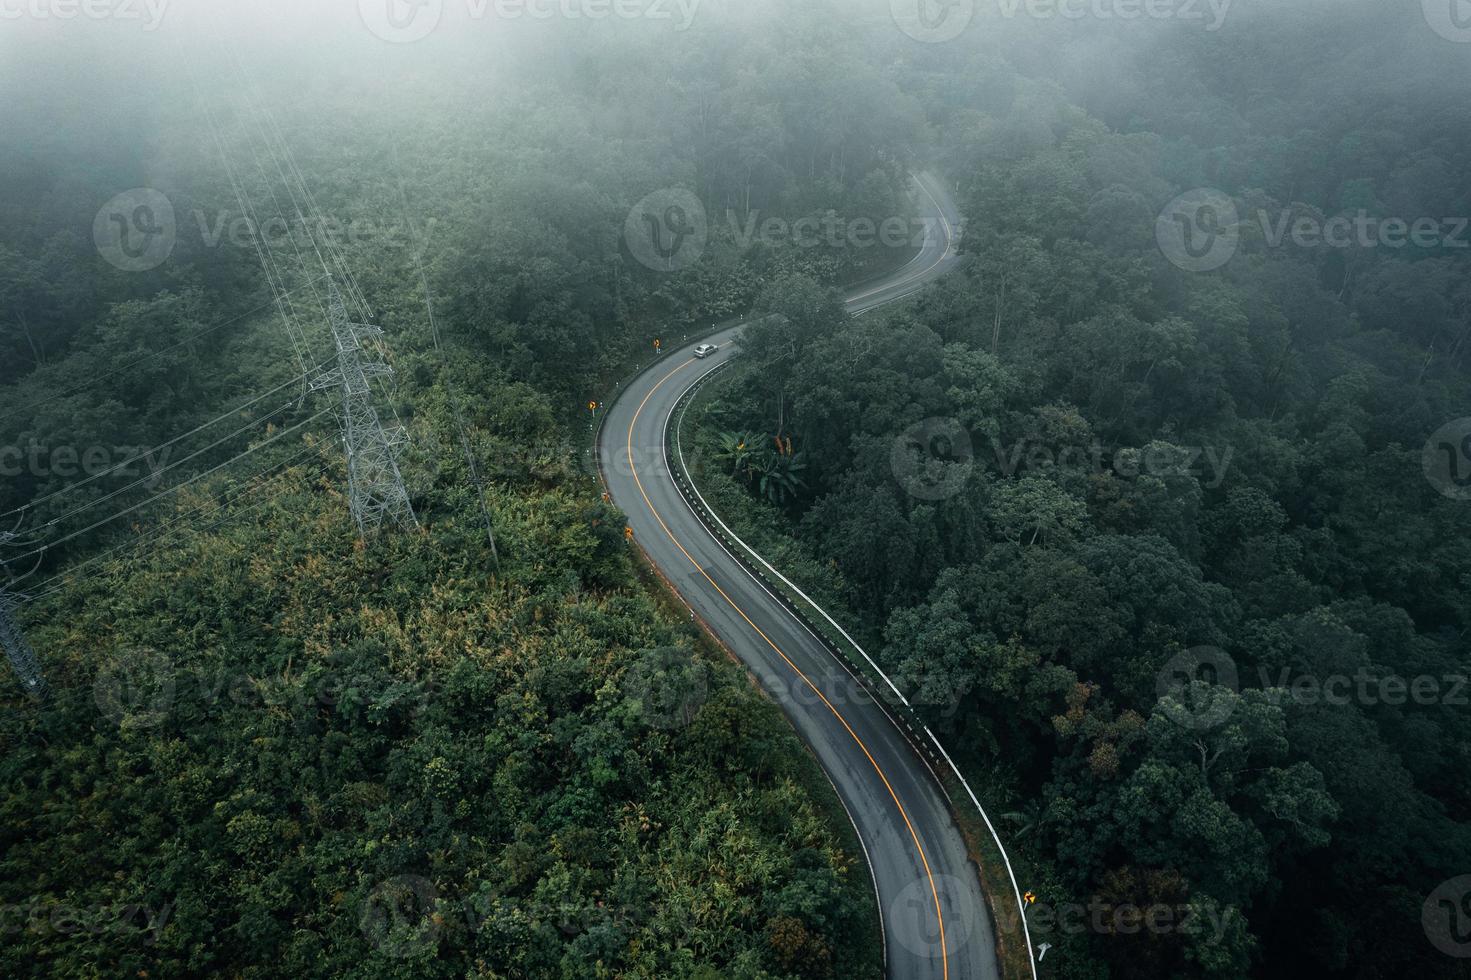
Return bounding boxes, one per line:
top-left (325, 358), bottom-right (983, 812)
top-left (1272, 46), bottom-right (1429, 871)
top-left (600, 173), bottom-right (998, 980)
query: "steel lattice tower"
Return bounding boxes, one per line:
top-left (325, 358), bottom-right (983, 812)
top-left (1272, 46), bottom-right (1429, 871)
top-left (0, 588), bottom-right (43, 699)
top-left (0, 529), bottom-right (44, 698)
top-left (311, 278), bottom-right (418, 538)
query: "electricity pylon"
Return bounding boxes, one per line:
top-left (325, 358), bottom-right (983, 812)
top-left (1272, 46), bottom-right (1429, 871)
top-left (311, 278), bottom-right (418, 539)
top-left (0, 526), bottom-right (44, 698)
top-left (0, 588), bottom-right (43, 699)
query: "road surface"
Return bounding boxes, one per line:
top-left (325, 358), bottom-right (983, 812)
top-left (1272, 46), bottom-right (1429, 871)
top-left (599, 172), bottom-right (999, 980)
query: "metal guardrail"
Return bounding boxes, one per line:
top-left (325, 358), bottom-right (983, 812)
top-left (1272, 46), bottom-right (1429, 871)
top-left (592, 171), bottom-right (1035, 978)
top-left (666, 365), bottom-right (1039, 980)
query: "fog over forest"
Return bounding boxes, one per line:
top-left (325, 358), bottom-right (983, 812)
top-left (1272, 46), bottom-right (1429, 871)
top-left (1, 1), bottom-right (1469, 979)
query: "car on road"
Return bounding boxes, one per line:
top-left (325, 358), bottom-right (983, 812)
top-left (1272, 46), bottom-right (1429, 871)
top-left (693, 343), bottom-right (719, 359)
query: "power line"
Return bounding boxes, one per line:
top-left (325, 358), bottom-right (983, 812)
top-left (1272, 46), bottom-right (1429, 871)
top-left (0, 280), bottom-right (323, 429)
top-left (3, 408), bottom-right (335, 565)
top-left (23, 447), bottom-right (326, 604)
top-left (223, 48), bottom-right (372, 323)
top-left (187, 47), bottom-right (414, 541)
top-left (6, 456), bottom-right (328, 709)
top-left (226, 62), bottom-right (333, 323)
top-left (392, 142), bottom-right (500, 569)
top-left (0, 362), bottom-right (329, 522)
top-left (6, 42), bottom-right (393, 698)
top-left (185, 44), bottom-right (318, 380)
top-left (212, 48), bottom-right (415, 505)
top-left (221, 59), bottom-right (409, 445)
top-left (21, 398), bottom-right (300, 534)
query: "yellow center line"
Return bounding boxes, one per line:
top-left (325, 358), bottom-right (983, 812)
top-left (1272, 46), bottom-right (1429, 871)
top-left (625, 360), bottom-right (950, 979)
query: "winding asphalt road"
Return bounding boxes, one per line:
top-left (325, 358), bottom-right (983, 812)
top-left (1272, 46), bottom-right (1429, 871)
top-left (599, 173), bottom-right (998, 980)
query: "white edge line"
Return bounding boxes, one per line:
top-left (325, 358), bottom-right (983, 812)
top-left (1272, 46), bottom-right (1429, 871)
top-left (671, 369), bottom-right (1037, 980)
top-left (820, 763), bottom-right (888, 975)
top-left (663, 172), bottom-right (1039, 979)
top-left (607, 170), bottom-right (1035, 979)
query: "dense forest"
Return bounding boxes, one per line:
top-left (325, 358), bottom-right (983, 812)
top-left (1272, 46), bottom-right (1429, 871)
top-left (0, 4), bottom-right (931, 977)
top-left (690, 1), bottom-right (1471, 978)
top-left (2, 0), bottom-right (1469, 978)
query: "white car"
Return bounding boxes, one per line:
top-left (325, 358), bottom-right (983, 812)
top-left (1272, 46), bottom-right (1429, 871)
top-left (693, 343), bottom-right (719, 359)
